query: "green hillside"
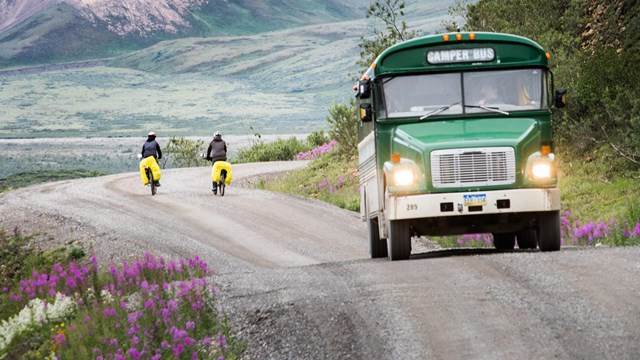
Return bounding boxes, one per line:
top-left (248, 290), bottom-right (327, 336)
top-left (0, 1), bottom-right (453, 139)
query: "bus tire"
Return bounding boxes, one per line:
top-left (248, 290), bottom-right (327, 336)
top-left (387, 219), bottom-right (411, 261)
top-left (538, 211), bottom-right (561, 251)
top-left (368, 217), bottom-right (388, 258)
top-left (493, 232), bottom-right (515, 250)
top-left (516, 228), bottom-right (537, 249)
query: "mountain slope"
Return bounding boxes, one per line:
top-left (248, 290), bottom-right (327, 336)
top-left (0, 0), bottom-right (368, 67)
top-left (0, 0), bottom-right (55, 32)
top-left (0, 1), bottom-right (454, 140)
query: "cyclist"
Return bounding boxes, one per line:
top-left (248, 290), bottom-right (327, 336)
top-left (140, 131), bottom-right (162, 187)
top-left (206, 131), bottom-right (227, 194)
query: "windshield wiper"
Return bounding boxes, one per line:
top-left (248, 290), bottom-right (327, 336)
top-left (419, 102), bottom-right (460, 120)
top-left (464, 104), bottom-right (510, 115)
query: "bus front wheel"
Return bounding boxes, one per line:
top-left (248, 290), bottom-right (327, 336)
top-left (387, 219), bottom-right (411, 261)
top-left (516, 228), bottom-right (537, 249)
top-left (493, 232), bottom-right (516, 250)
top-left (368, 217), bottom-right (388, 258)
top-left (538, 211), bottom-right (561, 251)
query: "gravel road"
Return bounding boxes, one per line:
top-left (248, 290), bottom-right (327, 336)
top-left (1, 162), bottom-right (639, 359)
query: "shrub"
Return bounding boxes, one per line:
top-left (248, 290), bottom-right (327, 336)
top-left (306, 130), bottom-right (330, 147)
top-left (326, 99), bottom-right (358, 157)
top-left (164, 137), bottom-right (209, 168)
top-left (234, 137), bottom-right (310, 163)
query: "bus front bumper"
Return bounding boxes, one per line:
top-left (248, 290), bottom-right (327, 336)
top-left (387, 188), bottom-right (560, 221)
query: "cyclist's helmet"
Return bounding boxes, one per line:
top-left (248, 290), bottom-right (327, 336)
top-left (148, 131), bottom-right (157, 137)
top-left (214, 131), bottom-right (221, 139)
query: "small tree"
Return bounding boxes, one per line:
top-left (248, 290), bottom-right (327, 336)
top-left (327, 99), bottom-right (358, 157)
top-left (164, 137), bottom-right (208, 168)
top-left (357, 0), bottom-right (419, 74)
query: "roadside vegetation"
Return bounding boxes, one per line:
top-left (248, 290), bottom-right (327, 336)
top-left (1, 1), bottom-right (639, 358)
top-left (0, 228), bottom-right (243, 359)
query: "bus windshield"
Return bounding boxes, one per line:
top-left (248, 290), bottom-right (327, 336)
top-left (382, 68), bottom-right (547, 118)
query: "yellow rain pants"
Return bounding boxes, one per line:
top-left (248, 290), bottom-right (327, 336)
top-left (139, 156), bottom-right (161, 185)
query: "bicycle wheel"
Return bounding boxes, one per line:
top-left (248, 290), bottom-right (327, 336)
top-left (219, 173), bottom-right (226, 196)
top-left (147, 168), bottom-right (156, 196)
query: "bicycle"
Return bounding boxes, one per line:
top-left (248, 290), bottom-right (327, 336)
top-left (138, 154), bottom-right (160, 196)
top-left (204, 156), bottom-right (232, 196)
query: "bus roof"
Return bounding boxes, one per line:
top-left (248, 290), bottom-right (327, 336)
top-left (362, 32), bottom-right (549, 80)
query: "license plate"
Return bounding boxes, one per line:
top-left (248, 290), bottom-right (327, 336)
top-left (464, 193), bottom-right (486, 206)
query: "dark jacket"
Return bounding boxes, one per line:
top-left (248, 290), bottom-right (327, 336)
top-left (141, 137), bottom-right (162, 159)
top-left (206, 137), bottom-right (227, 162)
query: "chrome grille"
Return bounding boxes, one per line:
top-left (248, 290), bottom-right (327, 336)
top-left (431, 147), bottom-right (516, 188)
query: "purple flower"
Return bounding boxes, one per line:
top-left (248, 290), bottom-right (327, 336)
top-left (217, 334), bottom-right (228, 349)
top-left (202, 337), bottom-right (212, 346)
top-left (53, 333), bottom-right (66, 345)
top-left (104, 308), bottom-right (117, 316)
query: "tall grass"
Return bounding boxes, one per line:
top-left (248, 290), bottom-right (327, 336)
top-left (234, 132), bottom-right (329, 164)
top-left (254, 140), bottom-right (360, 212)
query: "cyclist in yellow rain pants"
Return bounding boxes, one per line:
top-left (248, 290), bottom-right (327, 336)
top-left (139, 131), bottom-right (162, 186)
top-left (205, 131), bottom-right (229, 194)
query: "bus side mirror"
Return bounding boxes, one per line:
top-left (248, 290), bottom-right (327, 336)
top-left (356, 79), bottom-right (371, 99)
top-left (554, 88), bottom-right (567, 108)
top-left (359, 103), bottom-right (373, 122)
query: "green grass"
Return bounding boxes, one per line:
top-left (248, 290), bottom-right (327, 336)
top-left (256, 149), bottom-right (360, 212)
top-left (558, 158), bottom-right (640, 225)
top-left (234, 136), bottom-right (313, 163)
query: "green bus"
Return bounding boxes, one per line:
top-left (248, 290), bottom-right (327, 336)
top-left (356, 31), bottom-right (567, 260)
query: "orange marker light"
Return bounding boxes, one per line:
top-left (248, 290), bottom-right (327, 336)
top-left (541, 145), bottom-right (551, 156)
top-left (545, 52), bottom-right (551, 59)
top-left (391, 153), bottom-right (401, 164)
top-left (469, 33), bottom-right (476, 40)
top-left (443, 34), bottom-right (450, 41)
top-left (456, 33), bottom-right (463, 41)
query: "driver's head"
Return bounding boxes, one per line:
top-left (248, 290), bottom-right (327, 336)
top-left (481, 83), bottom-right (498, 97)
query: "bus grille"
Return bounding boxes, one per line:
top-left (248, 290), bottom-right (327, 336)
top-left (431, 147), bottom-right (516, 188)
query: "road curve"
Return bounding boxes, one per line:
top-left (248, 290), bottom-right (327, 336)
top-left (1, 162), bottom-right (639, 359)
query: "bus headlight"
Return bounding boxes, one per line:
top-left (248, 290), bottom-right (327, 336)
top-left (525, 152), bottom-right (556, 182)
top-left (531, 162), bottom-right (552, 179)
top-left (384, 157), bottom-right (424, 191)
top-left (393, 168), bottom-right (416, 186)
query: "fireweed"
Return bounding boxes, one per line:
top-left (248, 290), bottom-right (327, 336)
top-left (0, 253), bottom-right (242, 359)
top-left (560, 210), bottom-right (640, 246)
top-left (294, 140), bottom-right (338, 160)
top-left (453, 211), bottom-right (640, 248)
